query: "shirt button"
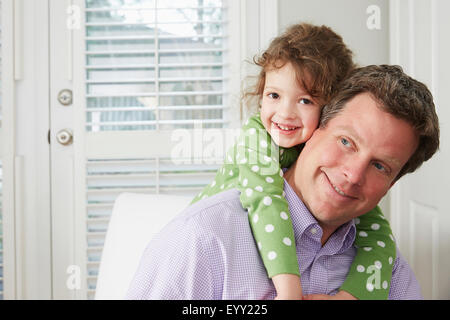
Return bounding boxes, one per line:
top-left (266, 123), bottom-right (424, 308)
top-left (310, 228), bottom-right (318, 235)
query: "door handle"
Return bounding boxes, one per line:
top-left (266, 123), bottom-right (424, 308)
top-left (58, 89), bottom-right (73, 106)
top-left (56, 129), bottom-right (73, 146)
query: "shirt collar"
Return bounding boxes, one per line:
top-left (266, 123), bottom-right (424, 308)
top-left (283, 177), bottom-right (356, 253)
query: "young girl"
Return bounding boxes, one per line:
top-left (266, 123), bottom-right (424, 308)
top-left (191, 23), bottom-right (396, 300)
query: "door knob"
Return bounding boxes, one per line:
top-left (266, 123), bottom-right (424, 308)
top-left (58, 89), bottom-right (73, 106)
top-left (56, 129), bottom-right (73, 146)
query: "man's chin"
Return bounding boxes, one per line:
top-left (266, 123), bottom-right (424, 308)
top-left (312, 205), bottom-right (355, 226)
top-left (314, 213), bottom-right (346, 228)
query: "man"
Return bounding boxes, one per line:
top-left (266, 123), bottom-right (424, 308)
top-left (126, 65), bottom-right (440, 300)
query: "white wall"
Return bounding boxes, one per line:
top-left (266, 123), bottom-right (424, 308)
top-left (388, 0), bottom-right (450, 299)
top-left (278, 0), bottom-right (390, 66)
top-left (277, 0), bottom-right (391, 217)
top-left (278, 0), bottom-right (450, 299)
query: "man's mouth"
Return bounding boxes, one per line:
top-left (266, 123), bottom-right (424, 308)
top-left (332, 184), bottom-right (348, 197)
top-left (323, 171), bottom-right (358, 199)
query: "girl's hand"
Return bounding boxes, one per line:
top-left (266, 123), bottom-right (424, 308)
top-left (272, 274), bottom-right (303, 300)
top-left (303, 290), bottom-right (357, 300)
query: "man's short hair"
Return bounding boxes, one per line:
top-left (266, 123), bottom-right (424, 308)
top-left (319, 65), bottom-right (440, 181)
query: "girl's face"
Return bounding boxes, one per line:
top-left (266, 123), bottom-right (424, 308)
top-left (260, 61), bottom-right (321, 148)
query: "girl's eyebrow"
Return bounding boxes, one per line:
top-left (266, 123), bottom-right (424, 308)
top-left (263, 86), bottom-right (281, 91)
top-left (264, 85), bottom-right (311, 97)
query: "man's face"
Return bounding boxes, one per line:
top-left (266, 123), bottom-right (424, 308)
top-left (290, 92), bottom-right (419, 230)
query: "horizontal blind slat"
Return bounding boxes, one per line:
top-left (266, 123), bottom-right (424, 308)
top-left (86, 105), bottom-right (226, 112)
top-left (86, 48), bottom-right (225, 55)
top-left (85, 62), bottom-right (225, 69)
top-left (86, 34), bottom-right (225, 41)
top-left (85, 20), bottom-right (226, 27)
top-left (85, 6), bottom-right (225, 12)
top-left (86, 186), bottom-right (203, 196)
top-left (86, 119), bottom-right (226, 126)
top-left (86, 76), bottom-right (225, 84)
top-left (86, 90), bottom-right (225, 98)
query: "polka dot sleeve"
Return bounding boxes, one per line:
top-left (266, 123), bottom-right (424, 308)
top-left (234, 115), bottom-right (300, 278)
top-left (339, 205), bottom-right (397, 299)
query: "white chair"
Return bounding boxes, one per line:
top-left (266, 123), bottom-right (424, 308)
top-left (95, 192), bottom-right (191, 300)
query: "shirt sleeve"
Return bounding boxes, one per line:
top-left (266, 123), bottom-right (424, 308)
top-left (125, 216), bottom-right (218, 300)
top-left (388, 248), bottom-right (424, 300)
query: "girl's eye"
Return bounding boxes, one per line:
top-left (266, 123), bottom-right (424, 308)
top-left (341, 137), bottom-right (351, 147)
top-left (268, 93), bottom-right (279, 99)
top-left (299, 98), bottom-right (313, 105)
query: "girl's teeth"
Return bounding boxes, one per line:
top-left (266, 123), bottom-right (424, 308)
top-left (276, 123), bottom-right (298, 131)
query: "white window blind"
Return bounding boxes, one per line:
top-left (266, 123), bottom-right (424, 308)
top-left (85, 0), bottom-right (229, 132)
top-left (83, 0), bottom-right (231, 299)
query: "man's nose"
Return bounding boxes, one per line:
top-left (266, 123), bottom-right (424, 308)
top-left (343, 159), bottom-right (367, 186)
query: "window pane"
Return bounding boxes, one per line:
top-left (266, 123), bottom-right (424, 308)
top-left (86, 0), bottom-right (156, 9)
top-left (159, 51), bottom-right (222, 64)
top-left (87, 67), bottom-right (156, 81)
top-left (86, 52), bottom-right (156, 66)
top-left (87, 25), bottom-right (157, 37)
top-left (159, 36), bottom-right (223, 50)
top-left (86, 39), bottom-right (156, 52)
top-left (85, 0), bottom-right (227, 132)
top-left (159, 80), bottom-right (222, 92)
top-left (159, 93), bottom-right (222, 106)
top-left (87, 82), bottom-right (156, 95)
top-left (157, 0), bottom-right (223, 8)
top-left (86, 9), bottom-right (156, 24)
top-left (159, 65), bottom-right (222, 78)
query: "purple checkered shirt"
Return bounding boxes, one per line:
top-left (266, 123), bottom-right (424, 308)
top-left (126, 180), bottom-right (423, 300)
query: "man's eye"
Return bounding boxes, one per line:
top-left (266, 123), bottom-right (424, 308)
top-left (268, 93), bottom-right (279, 99)
top-left (299, 98), bottom-right (313, 105)
top-left (373, 162), bottom-right (386, 172)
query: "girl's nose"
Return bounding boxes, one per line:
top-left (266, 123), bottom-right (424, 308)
top-left (278, 99), bottom-right (296, 119)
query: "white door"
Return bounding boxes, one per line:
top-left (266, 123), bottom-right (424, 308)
top-left (389, 0), bottom-right (450, 299)
top-left (48, 0), bottom-right (250, 299)
top-left (49, 0), bottom-right (81, 300)
top-left (0, 0), bottom-right (16, 300)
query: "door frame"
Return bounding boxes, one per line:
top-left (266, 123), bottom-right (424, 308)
top-left (1, 0), bottom-right (53, 300)
top-left (1, 0), bottom-right (17, 300)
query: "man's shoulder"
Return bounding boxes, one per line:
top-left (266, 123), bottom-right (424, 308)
top-left (186, 188), bottom-right (242, 211)
top-left (149, 189), bottom-right (253, 264)
top-left (142, 189), bottom-right (249, 262)
top-left (173, 189), bottom-right (249, 233)
top-left (184, 188), bottom-right (245, 215)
